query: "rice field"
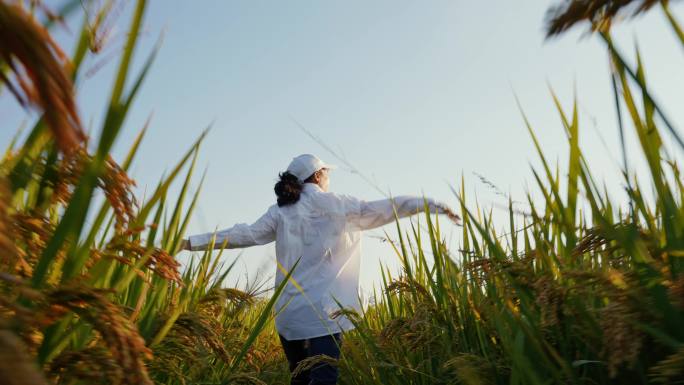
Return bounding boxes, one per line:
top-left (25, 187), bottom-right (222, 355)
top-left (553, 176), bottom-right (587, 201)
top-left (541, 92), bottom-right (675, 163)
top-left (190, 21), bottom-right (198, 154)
top-left (1, 1), bottom-right (683, 384)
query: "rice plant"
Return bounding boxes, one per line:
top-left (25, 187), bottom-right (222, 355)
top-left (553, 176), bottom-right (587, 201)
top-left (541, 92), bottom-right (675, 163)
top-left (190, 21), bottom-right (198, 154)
top-left (335, 2), bottom-right (684, 384)
top-left (0, 1), bottom-right (293, 384)
top-left (1, 1), bottom-right (683, 385)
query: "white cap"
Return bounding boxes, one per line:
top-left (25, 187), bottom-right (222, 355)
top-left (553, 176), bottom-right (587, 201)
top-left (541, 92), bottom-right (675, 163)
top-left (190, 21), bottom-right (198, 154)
top-left (286, 154), bottom-right (336, 183)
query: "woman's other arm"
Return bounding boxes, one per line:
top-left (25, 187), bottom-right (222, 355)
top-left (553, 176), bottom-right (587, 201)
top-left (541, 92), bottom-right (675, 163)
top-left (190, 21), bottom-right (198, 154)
top-left (343, 195), bottom-right (459, 231)
top-left (182, 206), bottom-right (278, 251)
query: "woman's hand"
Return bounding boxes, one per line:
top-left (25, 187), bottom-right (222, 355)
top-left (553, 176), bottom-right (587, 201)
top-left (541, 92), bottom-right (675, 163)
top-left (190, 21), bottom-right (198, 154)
top-left (437, 203), bottom-right (461, 225)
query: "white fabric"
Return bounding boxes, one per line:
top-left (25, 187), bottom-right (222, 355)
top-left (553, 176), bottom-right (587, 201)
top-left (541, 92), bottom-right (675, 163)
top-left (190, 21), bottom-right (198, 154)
top-left (286, 154), bottom-right (336, 183)
top-left (188, 183), bottom-right (448, 340)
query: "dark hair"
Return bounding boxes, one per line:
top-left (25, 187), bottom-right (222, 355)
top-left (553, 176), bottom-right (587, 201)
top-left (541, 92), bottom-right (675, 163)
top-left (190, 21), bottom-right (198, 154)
top-left (274, 171), bottom-right (303, 207)
top-left (274, 170), bottom-right (321, 207)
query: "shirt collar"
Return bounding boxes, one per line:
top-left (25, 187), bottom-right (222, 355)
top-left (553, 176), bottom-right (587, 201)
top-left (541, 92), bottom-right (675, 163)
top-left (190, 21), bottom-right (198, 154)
top-left (302, 183), bottom-right (323, 193)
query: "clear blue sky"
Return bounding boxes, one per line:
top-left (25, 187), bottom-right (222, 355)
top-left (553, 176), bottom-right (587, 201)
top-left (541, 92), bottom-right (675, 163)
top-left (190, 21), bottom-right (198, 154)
top-left (2, 1), bottom-right (683, 294)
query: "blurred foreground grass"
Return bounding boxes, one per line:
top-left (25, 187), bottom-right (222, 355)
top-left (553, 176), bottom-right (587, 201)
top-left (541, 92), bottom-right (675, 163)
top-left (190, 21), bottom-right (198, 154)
top-left (1, 1), bottom-right (683, 384)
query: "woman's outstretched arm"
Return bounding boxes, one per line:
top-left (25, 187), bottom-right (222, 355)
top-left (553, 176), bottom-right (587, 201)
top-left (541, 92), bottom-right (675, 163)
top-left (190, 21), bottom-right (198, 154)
top-left (344, 196), bottom-right (459, 231)
top-left (182, 205), bottom-right (278, 251)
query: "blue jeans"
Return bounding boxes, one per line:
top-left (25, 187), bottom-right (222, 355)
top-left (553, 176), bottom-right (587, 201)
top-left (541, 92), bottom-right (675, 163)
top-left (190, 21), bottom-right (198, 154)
top-left (279, 333), bottom-right (342, 385)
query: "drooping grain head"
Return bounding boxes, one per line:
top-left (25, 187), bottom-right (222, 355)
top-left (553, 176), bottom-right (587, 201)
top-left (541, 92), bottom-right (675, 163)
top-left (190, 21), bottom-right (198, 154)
top-left (0, 330), bottom-right (50, 385)
top-left (0, 1), bottom-right (85, 153)
top-left (599, 299), bottom-right (644, 377)
top-left (46, 286), bottom-right (154, 385)
top-left (545, 0), bottom-right (664, 36)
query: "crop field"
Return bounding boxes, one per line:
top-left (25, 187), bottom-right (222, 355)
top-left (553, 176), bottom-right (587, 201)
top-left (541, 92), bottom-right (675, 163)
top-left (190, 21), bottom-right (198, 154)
top-left (1, 1), bottom-right (683, 384)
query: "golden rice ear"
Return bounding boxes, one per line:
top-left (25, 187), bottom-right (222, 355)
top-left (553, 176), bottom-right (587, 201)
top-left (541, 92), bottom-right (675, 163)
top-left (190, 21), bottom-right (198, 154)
top-left (46, 286), bottom-right (154, 385)
top-left (0, 2), bottom-right (85, 153)
top-left (291, 354), bottom-right (339, 379)
top-left (545, 0), bottom-right (661, 37)
top-left (0, 330), bottom-right (50, 385)
top-left (0, 177), bottom-right (17, 270)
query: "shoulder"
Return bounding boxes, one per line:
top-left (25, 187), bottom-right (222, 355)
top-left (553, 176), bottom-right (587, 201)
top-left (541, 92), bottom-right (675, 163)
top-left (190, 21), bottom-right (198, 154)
top-left (264, 203), bottom-right (281, 217)
top-left (310, 190), bottom-right (357, 203)
top-left (310, 191), bottom-right (361, 213)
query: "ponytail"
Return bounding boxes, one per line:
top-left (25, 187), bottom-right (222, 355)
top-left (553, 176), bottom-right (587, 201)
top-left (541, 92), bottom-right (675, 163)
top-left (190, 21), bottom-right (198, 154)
top-left (274, 171), bottom-right (303, 206)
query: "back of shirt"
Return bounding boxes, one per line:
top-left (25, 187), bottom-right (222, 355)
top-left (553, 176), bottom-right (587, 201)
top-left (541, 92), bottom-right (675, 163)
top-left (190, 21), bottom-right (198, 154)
top-left (273, 183), bottom-right (362, 340)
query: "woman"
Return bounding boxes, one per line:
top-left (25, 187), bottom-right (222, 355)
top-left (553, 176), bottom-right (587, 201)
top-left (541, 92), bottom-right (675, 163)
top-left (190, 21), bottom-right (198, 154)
top-left (182, 154), bottom-right (458, 385)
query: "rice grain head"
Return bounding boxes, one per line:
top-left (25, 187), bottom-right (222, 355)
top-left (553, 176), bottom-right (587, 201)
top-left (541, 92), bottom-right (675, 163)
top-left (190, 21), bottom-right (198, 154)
top-left (0, 1), bottom-right (85, 152)
top-left (545, 0), bottom-right (664, 36)
top-left (0, 330), bottom-right (50, 385)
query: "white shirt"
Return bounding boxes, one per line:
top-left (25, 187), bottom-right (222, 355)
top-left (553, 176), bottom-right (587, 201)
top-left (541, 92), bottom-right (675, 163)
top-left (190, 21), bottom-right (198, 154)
top-left (188, 183), bottom-right (447, 340)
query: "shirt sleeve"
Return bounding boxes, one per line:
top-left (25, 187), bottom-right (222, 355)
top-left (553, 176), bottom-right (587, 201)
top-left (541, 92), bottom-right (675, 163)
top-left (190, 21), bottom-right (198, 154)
top-left (188, 205), bottom-right (277, 250)
top-left (342, 195), bottom-right (447, 231)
